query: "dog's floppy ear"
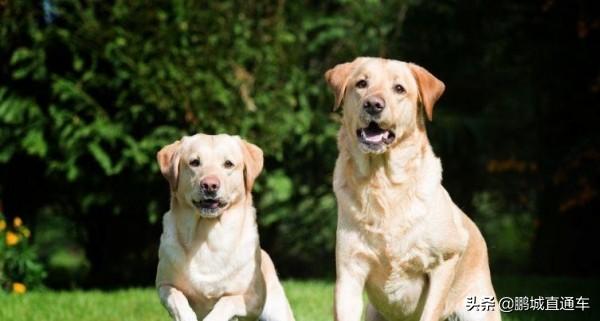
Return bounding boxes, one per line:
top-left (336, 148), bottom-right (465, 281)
top-left (325, 61), bottom-right (356, 110)
top-left (240, 139), bottom-right (264, 193)
top-left (157, 140), bottom-right (182, 191)
top-left (408, 63), bottom-right (445, 121)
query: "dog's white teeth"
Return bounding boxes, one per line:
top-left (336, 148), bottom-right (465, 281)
top-left (361, 130), bottom-right (373, 141)
top-left (382, 131), bottom-right (389, 139)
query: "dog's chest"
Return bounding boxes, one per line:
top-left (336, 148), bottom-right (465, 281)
top-left (337, 181), bottom-right (443, 319)
top-left (367, 268), bottom-right (427, 321)
top-left (159, 231), bottom-right (257, 308)
top-left (340, 182), bottom-right (439, 258)
top-left (184, 243), bottom-right (255, 298)
top-left (349, 197), bottom-right (436, 320)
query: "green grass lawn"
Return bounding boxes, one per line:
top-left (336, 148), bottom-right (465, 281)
top-left (0, 277), bottom-right (597, 321)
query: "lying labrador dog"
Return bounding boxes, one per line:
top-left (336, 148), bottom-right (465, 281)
top-left (156, 134), bottom-right (295, 321)
top-left (325, 58), bottom-right (501, 321)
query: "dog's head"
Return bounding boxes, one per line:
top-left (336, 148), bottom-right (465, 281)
top-left (157, 134), bottom-right (263, 219)
top-left (325, 57), bottom-right (445, 154)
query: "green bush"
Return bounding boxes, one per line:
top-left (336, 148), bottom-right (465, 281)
top-left (472, 190), bottom-right (535, 272)
top-left (0, 212), bottom-right (46, 293)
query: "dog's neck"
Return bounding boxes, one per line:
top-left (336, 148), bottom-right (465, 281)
top-left (169, 195), bottom-right (257, 253)
top-left (339, 127), bottom-right (440, 186)
top-left (336, 127), bottom-right (443, 225)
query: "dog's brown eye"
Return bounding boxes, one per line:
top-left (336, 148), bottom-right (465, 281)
top-left (394, 84), bottom-right (405, 94)
top-left (189, 159), bottom-right (200, 167)
top-left (356, 79), bottom-right (368, 89)
top-left (223, 160), bottom-right (234, 169)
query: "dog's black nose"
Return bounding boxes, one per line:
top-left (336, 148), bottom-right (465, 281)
top-left (201, 176), bottom-right (220, 193)
top-left (363, 96), bottom-right (385, 115)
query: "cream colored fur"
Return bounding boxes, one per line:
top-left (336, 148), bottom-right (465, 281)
top-left (155, 134), bottom-right (295, 321)
top-left (326, 58), bottom-right (501, 321)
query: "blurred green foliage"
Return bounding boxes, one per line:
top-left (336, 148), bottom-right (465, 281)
top-left (0, 0), bottom-right (598, 287)
top-left (473, 190), bottom-right (535, 272)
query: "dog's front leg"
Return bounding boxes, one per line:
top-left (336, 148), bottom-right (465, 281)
top-left (202, 295), bottom-right (254, 321)
top-left (159, 285), bottom-right (198, 321)
top-left (335, 265), bottom-right (367, 321)
top-left (419, 255), bottom-right (460, 321)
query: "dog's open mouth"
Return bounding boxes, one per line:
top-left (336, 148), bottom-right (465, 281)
top-left (356, 122), bottom-right (396, 148)
top-left (192, 198), bottom-right (227, 214)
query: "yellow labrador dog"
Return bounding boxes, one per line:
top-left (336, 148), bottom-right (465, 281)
top-left (325, 58), bottom-right (501, 321)
top-left (156, 134), bottom-right (295, 321)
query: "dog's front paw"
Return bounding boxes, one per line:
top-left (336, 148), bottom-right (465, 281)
top-left (178, 311), bottom-right (199, 321)
top-left (201, 315), bottom-right (232, 321)
top-left (202, 315), bottom-right (241, 321)
top-left (166, 307), bottom-right (199, 321)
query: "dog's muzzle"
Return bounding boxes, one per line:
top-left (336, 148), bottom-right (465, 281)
top-left (192, 197), bottom-right (227, 217)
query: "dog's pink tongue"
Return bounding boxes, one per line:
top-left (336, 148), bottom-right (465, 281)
top-left (365, 133), bottom-right (384, 142)
top-left (205, 200), bottom-right (219, 208)
top-left (364, 130), bottom-right (389, 143)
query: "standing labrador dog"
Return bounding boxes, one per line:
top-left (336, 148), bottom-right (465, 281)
top-left (156, 134), bottom-right (295, 321)
top-left (325, 58), bottom-right (501, 321)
